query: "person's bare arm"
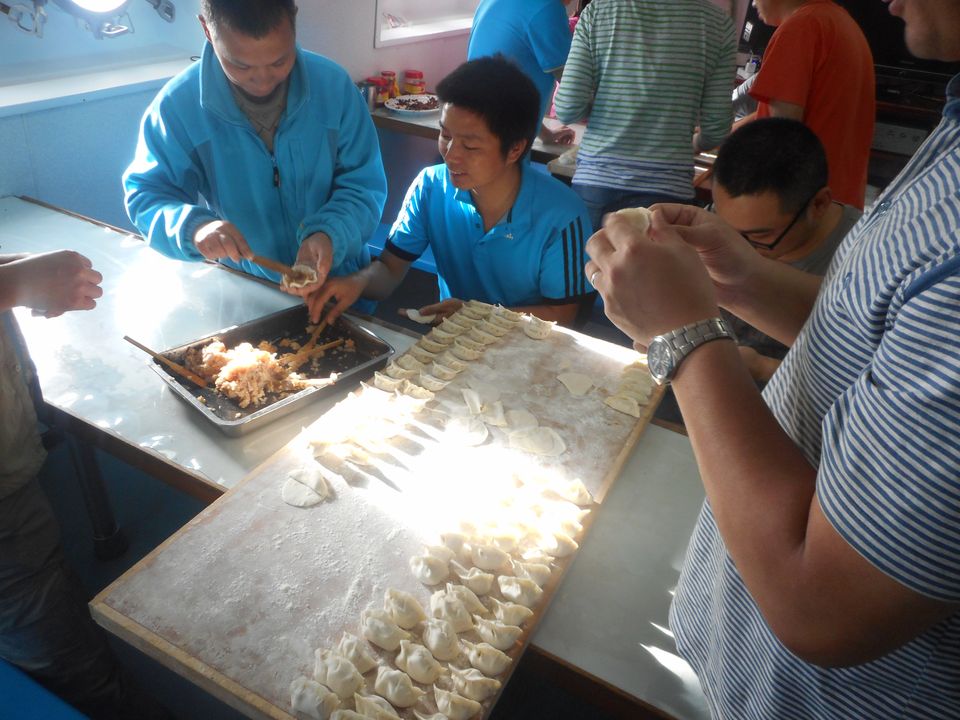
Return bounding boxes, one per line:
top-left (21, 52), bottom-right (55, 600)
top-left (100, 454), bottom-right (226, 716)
top-left (585, 212), bottom-right (956, 666)
top-left (767, 98), bottom-right (804, 120)
top-left (0, 251), bottom-right (103, 316)
top-left (308, 250), bottom-right (411, 324)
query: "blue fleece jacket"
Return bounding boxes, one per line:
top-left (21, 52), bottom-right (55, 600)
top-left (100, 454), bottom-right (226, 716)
top-left (123, 43), bottom-right (387, 283)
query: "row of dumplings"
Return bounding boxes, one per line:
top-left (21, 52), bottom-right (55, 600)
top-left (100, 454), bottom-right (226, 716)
top-left (289, 476), bottom-right (594, 719)
top-left (603, 361), bottom-right (655, 418)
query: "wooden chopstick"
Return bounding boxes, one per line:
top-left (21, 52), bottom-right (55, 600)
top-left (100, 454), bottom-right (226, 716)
top-left (250, 254), bottom-right (296, 278)
top-left (123, 335), bottom-right (209, 387)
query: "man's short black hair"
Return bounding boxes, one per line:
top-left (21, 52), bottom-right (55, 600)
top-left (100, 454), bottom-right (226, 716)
top-left (436, 56), bottom-right (540, 160)
top-left (200, 0), bottom-right (296, 38)
top-left (713, 118), bottom-right (829, 214)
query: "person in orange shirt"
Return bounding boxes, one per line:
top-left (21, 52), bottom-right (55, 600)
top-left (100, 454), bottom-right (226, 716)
top-left (749, 0), bottom-right (875, 209)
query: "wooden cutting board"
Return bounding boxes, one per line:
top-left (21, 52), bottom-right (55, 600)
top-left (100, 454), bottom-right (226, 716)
top-left (91, 323), bottom-right (663, 719)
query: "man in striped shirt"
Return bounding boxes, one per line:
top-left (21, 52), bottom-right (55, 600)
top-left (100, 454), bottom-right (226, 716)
top-left (584, 0), bottom-right (960, 716)
top-left (554, 0), bottom-right (737, 230)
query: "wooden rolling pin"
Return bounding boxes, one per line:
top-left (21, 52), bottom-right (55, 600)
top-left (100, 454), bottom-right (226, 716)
top-left (123, 335), bottom-right (209, 387)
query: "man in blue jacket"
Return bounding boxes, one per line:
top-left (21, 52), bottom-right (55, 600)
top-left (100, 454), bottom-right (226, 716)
top-left (123, 0), bottom-right (386, 301)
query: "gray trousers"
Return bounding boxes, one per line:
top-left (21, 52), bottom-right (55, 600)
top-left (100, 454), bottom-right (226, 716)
top-left (0, 480), bottom-right (170, 719)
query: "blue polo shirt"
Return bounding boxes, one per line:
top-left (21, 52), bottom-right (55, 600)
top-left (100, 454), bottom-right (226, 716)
top-left (385, 163), bottom-right (593, 307)
top-left (468, 0), bottom-right (572, 124)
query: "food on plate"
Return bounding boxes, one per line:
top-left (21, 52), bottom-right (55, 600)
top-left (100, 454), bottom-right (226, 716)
top-left (387, 94), bottom-right (440, 111)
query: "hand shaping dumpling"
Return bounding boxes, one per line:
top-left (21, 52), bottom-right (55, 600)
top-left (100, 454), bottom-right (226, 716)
top-left (461, 639), bottom-right (512, 676)
top-left (384, 588), bottom-right (427, 630)
top-left (421, 617), bottom-right (460, 661)
top-left (361, 608), bottom-right (412, 651)
top-left (448, 666), bottom-right (502, 702)
top-left (373, 666), bottom-right (425, 708)
top-left (434, 685), bottom-right (482, 720)
top-left (395, 639), bottom-right (443, 684)
top-left (313, 649), bottom-right (364, 700)
top-left (336, 632), bottom-right (377, 675)
top-left (290, 676), bottom-right (340, 719)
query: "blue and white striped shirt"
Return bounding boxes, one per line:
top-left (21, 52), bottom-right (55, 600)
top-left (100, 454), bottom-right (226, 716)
top-left (671, 74), bottom-right (960, 719)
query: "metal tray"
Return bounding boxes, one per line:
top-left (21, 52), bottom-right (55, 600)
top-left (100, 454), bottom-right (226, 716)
top-left (149, 306), bottom-right (394, 436)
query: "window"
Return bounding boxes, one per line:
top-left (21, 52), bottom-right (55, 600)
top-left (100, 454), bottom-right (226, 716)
top-left (374, 0), bottom-right (478, 48)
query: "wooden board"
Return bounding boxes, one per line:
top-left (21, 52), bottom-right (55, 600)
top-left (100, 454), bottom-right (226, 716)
top-left (91, 321), bottom-right (663, 719)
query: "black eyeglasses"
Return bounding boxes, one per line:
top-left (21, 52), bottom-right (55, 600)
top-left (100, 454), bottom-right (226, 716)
top-left (741, 194), bottom-right (815, 251)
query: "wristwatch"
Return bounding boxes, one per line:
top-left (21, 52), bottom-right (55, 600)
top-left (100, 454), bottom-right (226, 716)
top-left (646, 317), bottom-right (734, 385)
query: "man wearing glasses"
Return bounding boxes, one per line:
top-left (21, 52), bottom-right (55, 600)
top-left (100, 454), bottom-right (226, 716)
top-left (710, 118), bottom-right (860, 382)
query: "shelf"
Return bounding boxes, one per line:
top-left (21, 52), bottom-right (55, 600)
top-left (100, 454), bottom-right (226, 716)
top-left (375, 14), bottom-right (473, 48)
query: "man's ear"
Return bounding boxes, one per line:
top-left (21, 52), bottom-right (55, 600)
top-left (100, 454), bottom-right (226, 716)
top-left (808, 186), bottom-right (833, 220)
top-left (506, 139), bottom-right (528, 165)
top-left (198, 14), bottom-right (212, 43)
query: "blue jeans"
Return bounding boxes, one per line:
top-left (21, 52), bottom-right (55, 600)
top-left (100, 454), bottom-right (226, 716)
top-left (572, 184), bottom-right (697, 233)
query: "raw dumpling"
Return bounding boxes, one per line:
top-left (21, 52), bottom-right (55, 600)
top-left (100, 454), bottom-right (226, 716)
top-left (438, 318), bottom-right (468, 335)
top-left (373, 371), bottom-right (404, 393)
top-left (471, 544), bottom-right (510, 572)
top-left (604, 393), bottom-right (641, 418)
top-left (511, 560), bottom-right (552, 587)
top-left (313, 649), bottom-right (364, 700)
top-left (281, 477), bottom-right (325, 508)
top-left (508, 426), bottom-right (566, 457)
top-left (290, 676), bottom-right (340, 719)
top-left (448, 666), bottom-right (502, 702)
top-left (427, 327), bottom-right (458, 345)
top-left (446, 582), bottom-right (487, 616)
top-left (550, 478), bottom-right (593, 506)
top-left (336, 632), bottom-right (377, 674)
top-left (449, 560), bottom-right (495, 595)
top-left (430, 585), bottom-right (474, 633)
top-left (395, 639), bottom-right (443, 684)
top-left (430, 361), bottom-right (460, 381)
top-left (557, 372), bottom-right (593, 397)
top-left (398, 380), bottom-right (434, 401)
top-left (523, 316), bottom-right (555, 340)
top-left (361, 609), bottom-right (411, 651)
top-left (451, 339), bottom-right (483, 361)
top-left (330, 710), bottom-right (368, 720)
top-left (423, 544), bottom-right (456, 563)
top-left (444, 417), bottom-right (489, 447)
top-left (468, 326), bottom-right (499, 345)
top-left (406, 344), bottom-right (437, 364)
top-left (542, 532), bottom-right (579, 558)
top-left (353, 693), bottom-right (400, 719)
top-left (418, 337), bottom-right (448, 353)
top-left (498, 576), bottom-right (543, 608)
top-left (384, 588), bottom-right (426, 630)
top-left (473, 616), bottom-right (522, 651)
top-left (439, 532), bottom-right (471, 561)
top-left (373, 666), bottom-right (425, 708)
top-left (434, 686), bottom-right (482, 720)
top-left (422, 617), bottom-right (460, 661)
top-left (477, 319), bottom-right (509, 337)
top-left (491, 305), bottom-right (522, 323)
top-left (461, 388), bottom-right (483, 415)
top-left (461, 639), bottom-right (512, 676)
top-left (480, 400), bottom-right (507, 427)
top-left (418, 372), bottom-right (449, 392)
top-left (614, 206), bottom-right (653, 235)
top-left (505, 408), bottom-right (538, 431)
top-left (466, 299), bottom-right (494, 314)
top-left (410, 553), bottom-right (449, 586)
top-left (396, 355), bottom-right (425, 372)
top-left (488, 598), bottom-right (534, 626)
top-left (405, 308), bottom-right (437, 324)
top-left (383, 363), bottom-right (418, 380)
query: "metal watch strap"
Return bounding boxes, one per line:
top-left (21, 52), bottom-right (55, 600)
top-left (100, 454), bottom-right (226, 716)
top-left (662, 317), bottom-right (733, 357)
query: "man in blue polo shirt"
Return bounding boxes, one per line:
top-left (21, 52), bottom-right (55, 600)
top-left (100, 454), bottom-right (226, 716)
top-left (311, 56), bottom-right (593, 327)
top-left (468, 0), bottom-right (576, 145)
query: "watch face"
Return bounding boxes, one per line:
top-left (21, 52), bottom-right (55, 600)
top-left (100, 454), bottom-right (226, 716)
top-left (647, 338), bottom-right (674, 384)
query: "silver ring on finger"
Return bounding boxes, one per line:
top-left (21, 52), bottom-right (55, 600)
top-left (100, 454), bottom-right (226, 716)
top-left (590, 269), bottom-right (601, 286)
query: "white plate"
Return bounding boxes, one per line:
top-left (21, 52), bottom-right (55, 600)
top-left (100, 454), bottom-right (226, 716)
top-left (385, 94), bottom-right (441, 115)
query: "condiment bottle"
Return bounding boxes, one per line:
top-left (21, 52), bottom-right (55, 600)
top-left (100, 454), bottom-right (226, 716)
top-left (381, 70), bottom-right (400, 98)
top-left (402, 69), bottom-right (425, 94)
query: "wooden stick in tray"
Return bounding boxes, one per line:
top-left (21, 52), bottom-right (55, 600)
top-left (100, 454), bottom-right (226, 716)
top-left (123, 335), bottom-right (209, 387)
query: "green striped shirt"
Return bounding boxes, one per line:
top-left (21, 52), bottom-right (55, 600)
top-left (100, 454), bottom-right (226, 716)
top-left (555, 0), bottom-right (736, 197)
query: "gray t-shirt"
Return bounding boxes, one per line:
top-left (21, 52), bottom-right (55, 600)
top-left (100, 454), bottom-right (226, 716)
top-left (0, 312), bottom-right (46, 501)
top-left (723, 203), bottom-right (862, 360)
top-left (230, 79), bottom-right (289, 153)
